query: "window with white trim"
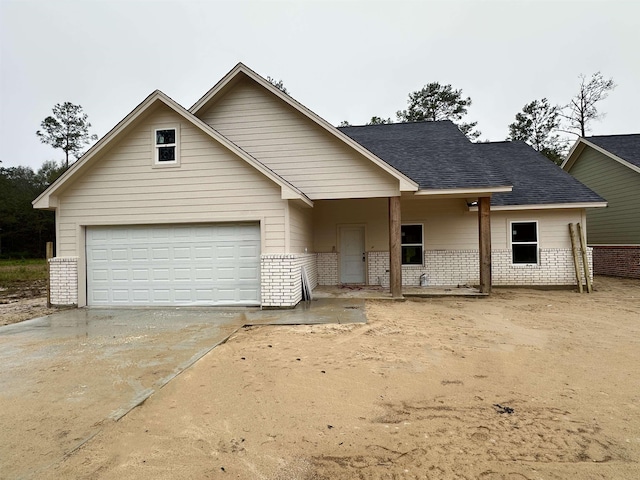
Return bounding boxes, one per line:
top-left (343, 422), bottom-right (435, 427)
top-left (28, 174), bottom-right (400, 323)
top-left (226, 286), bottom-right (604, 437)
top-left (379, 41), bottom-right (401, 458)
top-left (401, 224), bottom-right (423, 265)
top-left (153, 126), bottom-right (180, 165)
top-left (511, 221), bottom-right (538, 264)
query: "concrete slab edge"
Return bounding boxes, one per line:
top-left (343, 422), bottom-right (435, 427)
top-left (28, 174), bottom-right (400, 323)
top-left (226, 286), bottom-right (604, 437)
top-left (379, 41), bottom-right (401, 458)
top-left (46, 312), bottom-right (368, 477)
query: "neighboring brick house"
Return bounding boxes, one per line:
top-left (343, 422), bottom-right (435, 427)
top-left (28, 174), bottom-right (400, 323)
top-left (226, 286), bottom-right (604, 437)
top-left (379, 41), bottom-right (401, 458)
top-left (34, 63), bottom-right (605, 308)
top-left (563, 135), bottom-right (640, 279)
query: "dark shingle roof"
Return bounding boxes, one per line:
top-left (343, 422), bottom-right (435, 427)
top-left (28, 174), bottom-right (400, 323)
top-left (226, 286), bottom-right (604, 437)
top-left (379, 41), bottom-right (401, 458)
top-left (584, 134), bottom-right (640, 169)
top-left (476, 141), bottom-right (605, 206)
top-left (339, 120), bottom-right (604, 206)
top-left (338, 121), bottom-right (511, 190)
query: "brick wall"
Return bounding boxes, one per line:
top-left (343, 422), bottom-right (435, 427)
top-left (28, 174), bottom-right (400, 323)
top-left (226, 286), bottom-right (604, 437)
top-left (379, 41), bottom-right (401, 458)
top-left (367, 251), bottom-right (388, 286)
top-left (364, 249), bottom-right (592, 287)
top-left (593, 246), bottom-right (640, 279)
top-left (316, 252), bottom-right (338, 285)
top-left (49, 257), bottom-right (78, 305)
top-left (260, 253), bottom-right (318, 308)
top-left (492, 248), bottom-right (593, 286)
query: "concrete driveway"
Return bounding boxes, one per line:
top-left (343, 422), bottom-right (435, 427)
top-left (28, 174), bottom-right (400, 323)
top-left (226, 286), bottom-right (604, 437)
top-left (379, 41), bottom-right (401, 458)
top-left (0, 299), bottom-right (365, 479)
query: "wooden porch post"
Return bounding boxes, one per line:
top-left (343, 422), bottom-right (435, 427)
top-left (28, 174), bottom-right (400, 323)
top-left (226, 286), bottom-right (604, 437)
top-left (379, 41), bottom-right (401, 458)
top-left (478, 196), bottom-right (492, 294)
top-left (389, 196), bottom-right (402, 298)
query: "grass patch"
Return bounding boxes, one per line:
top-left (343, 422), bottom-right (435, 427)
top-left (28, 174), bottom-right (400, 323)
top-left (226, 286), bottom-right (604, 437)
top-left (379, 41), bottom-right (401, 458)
top-left (0, 259), bottom-right (48, 288)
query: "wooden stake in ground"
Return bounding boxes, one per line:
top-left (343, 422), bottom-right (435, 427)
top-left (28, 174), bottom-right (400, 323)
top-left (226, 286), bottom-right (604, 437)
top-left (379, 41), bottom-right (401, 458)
top-left (577, 223), bottom-right (593, 293)
top-left (46, 242), bottom-right (53, 308)
top-left (568, 224), bottom-right (583, 293)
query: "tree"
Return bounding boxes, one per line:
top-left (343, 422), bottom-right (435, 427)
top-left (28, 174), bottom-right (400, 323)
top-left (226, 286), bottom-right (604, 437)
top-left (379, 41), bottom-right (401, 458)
top-left (36, 102), bottom-right (98, 168)
top-left (507, 98), bottom-right (567, 164)
top-left (563, 72), bottom-right (616, 137)
top-left (367, 116), bottom-right (393, 125)
top-left (396, 82), bottom-right (481, 140)
top-left (338, 120), bottom-right (351, 127)
top-left (266, 76), bottom-right (289, 94)
top-left (35, 160), bottom-right (68, 187)
top-left (0, 162), bottom-right (60, 257)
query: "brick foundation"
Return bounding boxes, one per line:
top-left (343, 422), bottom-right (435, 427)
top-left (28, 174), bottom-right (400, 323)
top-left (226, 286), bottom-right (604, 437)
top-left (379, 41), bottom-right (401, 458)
top-left (316, 252), bottom-right (338, 285)
top-left (49, 257), bottom-right (78, 305)
top-left (260, 254), bottom-right (318, 308)
top-left (593, 246), bottom-right (640, 279)
top-left (359, 249), bottom-right (592, 287)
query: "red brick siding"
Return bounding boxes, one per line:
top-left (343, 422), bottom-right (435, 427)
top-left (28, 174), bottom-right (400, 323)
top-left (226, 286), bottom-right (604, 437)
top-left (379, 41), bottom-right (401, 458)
top-left (593, 246), bottom-right (640, 279)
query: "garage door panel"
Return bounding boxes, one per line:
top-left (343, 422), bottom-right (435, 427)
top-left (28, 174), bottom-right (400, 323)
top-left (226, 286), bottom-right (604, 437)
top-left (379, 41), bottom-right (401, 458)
top-left (152, 268), bottom-right (170, 281)
top-left (90, 248), bottom-right (109, 262)
top-left (86, 224), bottom-right (261, 306)
top-left (173, 247), bottom-right (191, 260)
top-left (238, 266), bottom-right (259, 280)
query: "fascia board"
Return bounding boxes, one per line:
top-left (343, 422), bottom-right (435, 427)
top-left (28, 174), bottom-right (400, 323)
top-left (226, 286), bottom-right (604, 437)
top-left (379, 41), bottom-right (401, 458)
top-left (414, 186), bottom-right (513, 197)
top-left (561, 138), bottom-right (584, 170)
top-left (467, 202), bottom-right (608, 212)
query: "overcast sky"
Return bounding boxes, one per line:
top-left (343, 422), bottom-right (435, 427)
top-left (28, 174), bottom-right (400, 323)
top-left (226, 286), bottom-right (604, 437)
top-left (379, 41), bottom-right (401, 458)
top-left (1, 0), bottom-right (639, 170)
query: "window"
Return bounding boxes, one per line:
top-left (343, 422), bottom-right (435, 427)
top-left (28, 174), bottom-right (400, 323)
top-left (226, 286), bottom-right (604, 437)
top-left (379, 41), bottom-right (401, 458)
top-left (401, 224), bottom-right (423, 265)
top-left (153, 126), bottom-right (179, 166)
top-left (511, 221), bottom-right (538, 264)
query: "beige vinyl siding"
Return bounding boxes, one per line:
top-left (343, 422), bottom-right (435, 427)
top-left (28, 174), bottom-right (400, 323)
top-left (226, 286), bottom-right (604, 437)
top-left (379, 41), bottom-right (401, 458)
top-left (568, 147), bottom-right (640, 244)
top-left (198, 78), bottom-right (400, 200)
top-left (313, 197), bottom-right (583, 252)
top-left (402, 198), bottom-right (582, 249)
top-left (289, 202), bottom-right (314, 253)
top-left (313, 198), bottom-right (389, 252)
top-left (490, 209), bottom-right (583, 249)
top-left (56, 104), bottom-right (287, 256)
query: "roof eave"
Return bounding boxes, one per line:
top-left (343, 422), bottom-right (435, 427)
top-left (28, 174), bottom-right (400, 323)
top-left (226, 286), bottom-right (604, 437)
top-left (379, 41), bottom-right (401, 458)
top-left (468, 201), bottom-right (608, 212)
top-left (564, 138), bottom-right (640, 174)
top-left (33, 89), bottom-right (165, 210)
top-left (413, 185), bottom-right (513, 198)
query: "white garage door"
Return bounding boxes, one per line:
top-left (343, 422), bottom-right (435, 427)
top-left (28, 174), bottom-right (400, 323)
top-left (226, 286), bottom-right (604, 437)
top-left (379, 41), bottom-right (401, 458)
top-left (86, 224), bottom-right (261, 306)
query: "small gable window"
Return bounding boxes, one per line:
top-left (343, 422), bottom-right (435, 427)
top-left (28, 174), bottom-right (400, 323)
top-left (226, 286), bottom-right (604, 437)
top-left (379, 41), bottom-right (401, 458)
top-left (401, 224), bottom-right (423, 265)
top-left (153, 125), bottom-right (180, 166)
top-left (511, 221), bottom-right (538, 264)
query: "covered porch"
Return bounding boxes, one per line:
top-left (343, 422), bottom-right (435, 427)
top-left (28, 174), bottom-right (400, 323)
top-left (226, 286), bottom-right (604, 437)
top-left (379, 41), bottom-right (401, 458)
top-left (310, 193), bottom-right (493, 297)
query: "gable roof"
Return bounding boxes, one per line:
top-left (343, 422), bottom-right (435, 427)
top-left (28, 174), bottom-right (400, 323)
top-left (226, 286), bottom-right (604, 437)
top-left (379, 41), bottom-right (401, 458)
top-left (189, 62), bottom-right (418, 192)
top-left (563, 134), bottom-right (640, 174)
top-left (339, 121), bottom-right (512, 194)
top-left (33, 90), bottom-right (312, 210)
top-left (477, 141), bottom-right (606, 209)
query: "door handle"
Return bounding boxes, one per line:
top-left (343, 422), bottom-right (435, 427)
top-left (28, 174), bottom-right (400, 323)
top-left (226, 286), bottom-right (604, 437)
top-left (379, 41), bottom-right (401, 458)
top-left (362, 253), bottom-right (366, 262)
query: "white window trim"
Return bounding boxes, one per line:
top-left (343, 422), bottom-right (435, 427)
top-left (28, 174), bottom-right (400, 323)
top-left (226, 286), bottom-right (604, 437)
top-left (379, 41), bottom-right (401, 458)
top-left (510, 220), bottom-right (539, 265)
top-left (401, 223), bottom-right (424, 266)
top-left (152, 124), bottom-right (180, 167)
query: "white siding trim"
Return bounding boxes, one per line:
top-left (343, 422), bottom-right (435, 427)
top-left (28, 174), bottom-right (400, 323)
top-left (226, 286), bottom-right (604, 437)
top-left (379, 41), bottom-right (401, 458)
top-left (414, 186), bottom-right (512, 196)
top-left (468, 202), bottom-right (607, 211)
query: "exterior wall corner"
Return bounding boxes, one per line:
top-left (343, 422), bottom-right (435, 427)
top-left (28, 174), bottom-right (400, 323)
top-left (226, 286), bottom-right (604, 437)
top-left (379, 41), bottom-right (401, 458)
top-left (49, 256), bottom-right (79, 306)
top-left (260, 253), bottom-right (318, 308)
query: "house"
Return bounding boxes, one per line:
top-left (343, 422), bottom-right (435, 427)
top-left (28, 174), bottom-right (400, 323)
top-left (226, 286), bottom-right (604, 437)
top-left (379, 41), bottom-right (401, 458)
top-left (563, 135), bottom-right (640, 279)
top-left (33, 63), bottom-right (606, 308)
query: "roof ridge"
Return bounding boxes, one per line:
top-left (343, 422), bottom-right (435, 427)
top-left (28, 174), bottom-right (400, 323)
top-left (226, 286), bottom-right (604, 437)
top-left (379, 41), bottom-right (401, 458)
top-left (339, 119), bottom-right (455, 129)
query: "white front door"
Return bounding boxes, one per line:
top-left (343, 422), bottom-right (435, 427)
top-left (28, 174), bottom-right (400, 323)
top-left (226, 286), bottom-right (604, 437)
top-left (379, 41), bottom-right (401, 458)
top-left (340, 226), bottom-right (365, 284)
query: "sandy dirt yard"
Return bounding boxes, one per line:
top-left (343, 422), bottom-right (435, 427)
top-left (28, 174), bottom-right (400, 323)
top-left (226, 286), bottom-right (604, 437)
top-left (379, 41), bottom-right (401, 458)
top-left (0, 279), bottom-right (62, 326)
top-left (17, 277), bottom-right (640, 479)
